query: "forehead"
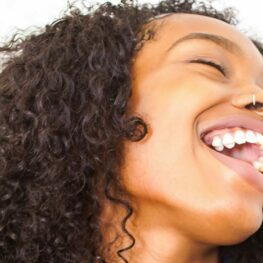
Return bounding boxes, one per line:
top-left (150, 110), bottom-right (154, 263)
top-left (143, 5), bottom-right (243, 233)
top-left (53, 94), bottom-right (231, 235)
top-left (133, 13), bottom-right (262, 69)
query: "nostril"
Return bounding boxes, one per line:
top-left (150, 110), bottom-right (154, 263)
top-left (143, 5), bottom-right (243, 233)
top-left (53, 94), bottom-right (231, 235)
top-left (245, 101), bottom-right (263, 111)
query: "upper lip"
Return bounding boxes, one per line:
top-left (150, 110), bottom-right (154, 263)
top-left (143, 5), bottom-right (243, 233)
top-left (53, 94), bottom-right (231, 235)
top-left (198, 114), bottom-right (263, 140)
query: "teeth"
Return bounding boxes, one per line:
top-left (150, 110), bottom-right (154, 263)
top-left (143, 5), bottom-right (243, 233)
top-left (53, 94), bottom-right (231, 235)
top-left (212, 136), bottom-right (222, 147)
top-left (254, 156), bottom-right (263, 173)
top-left (256, 132), bottom-right (263, 145)
top-left (207, 129), bottom-right (263, 173)
top-left (222, 133), bottom-right (235, 149)
top-left (233, 130), bottom-right (246, 144)
top-left (215, 145), bottom-right (224, 151)
top-left (209, 129), bottom-right (263, 154)
top-left (253, 161), bottom-right (263, 172)
top-left (211, 136), bottom-right (224, 151)
top-left (245, 130), bottom-right (257, 143)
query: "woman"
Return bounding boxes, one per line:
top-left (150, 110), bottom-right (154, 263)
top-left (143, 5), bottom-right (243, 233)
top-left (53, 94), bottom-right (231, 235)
top-left (1, 0), bottom-right (263, 262)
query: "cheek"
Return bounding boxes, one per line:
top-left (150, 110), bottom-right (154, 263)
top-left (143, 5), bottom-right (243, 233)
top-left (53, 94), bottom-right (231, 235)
top-left (121, 139), bottom-right (263, 244)
top-left (123, 67), bottom-right (263, 243)
top-left (122, 68), bottom-right (222, 209)
top-left (120, 121), bottom-right (209, 209)
top-left (122, 78), bottom-right (211, 206)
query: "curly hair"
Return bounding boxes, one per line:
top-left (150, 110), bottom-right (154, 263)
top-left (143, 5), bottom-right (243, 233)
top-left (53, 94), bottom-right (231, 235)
top-left (0, 0), bottom-right (263, 262)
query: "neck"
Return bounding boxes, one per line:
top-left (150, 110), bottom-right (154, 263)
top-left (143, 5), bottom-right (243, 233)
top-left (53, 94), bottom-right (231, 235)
top-left (100, 199), bottom-right (219, 263)
top-left (125, 227), bottom-right (219, 263)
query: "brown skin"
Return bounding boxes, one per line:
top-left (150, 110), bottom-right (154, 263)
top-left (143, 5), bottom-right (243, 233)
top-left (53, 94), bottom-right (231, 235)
top-left (102, 13), bottom-right (263, 263)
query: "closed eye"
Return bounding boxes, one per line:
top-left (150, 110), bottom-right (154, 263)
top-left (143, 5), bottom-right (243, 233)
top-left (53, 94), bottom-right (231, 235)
top-left (189, 59), bottom-right (227, 77)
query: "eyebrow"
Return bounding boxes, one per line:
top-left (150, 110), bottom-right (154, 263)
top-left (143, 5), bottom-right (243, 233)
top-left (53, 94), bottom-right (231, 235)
top-left (165, 32), bottom-right (243, 56)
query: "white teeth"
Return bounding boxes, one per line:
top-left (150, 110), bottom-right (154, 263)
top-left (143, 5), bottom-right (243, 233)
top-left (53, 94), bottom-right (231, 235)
top-left (253, 161), bottom-right (263, 172)
top-left (207, 130), bottom-right (263, 173)
top-left (253, 161), bottom-right (262, 170)
top-left (212, 136), bottom-right (222, 147)
top-left (212, 136), bottom-right (224, 151)
top-left (233, 130), bottom-right (246, 144)
top-left (245, 130), bottom-right (257, 143)
top-left (215, 145), bottom-right (224, 151)
top-left (256, 132), bottom-right (263, 145)
top-left (206, 129), bottom-right (263, 173)
top-left (209, 129), bottom-right (263, 153)
top-left (222, 133), bottom-right (235, 149)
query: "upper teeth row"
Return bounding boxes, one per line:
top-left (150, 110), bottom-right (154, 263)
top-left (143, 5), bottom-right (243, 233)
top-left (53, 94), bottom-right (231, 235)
top-left (211, 130), bottom-right (263, 151)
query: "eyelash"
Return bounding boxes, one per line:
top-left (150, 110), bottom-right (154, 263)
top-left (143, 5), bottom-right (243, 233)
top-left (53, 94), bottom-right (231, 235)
top-left (189, 59), bottom-right (227, 76)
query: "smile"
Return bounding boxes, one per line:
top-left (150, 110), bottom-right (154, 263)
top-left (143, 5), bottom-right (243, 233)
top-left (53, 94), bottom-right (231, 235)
top-left (203, 142), bottom-right (263, 193)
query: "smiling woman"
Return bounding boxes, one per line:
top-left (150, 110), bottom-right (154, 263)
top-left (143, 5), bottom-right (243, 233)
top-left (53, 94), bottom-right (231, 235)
top-left (1, 0), bottom-right (263, 263)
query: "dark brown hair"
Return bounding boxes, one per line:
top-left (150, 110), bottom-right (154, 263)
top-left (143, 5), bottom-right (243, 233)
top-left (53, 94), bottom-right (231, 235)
top-left (0, 0), bottom-right (263, 262)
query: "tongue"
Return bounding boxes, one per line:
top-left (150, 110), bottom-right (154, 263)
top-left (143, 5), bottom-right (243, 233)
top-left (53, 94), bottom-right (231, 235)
top-left (221, 143), bottom-right (261, 164)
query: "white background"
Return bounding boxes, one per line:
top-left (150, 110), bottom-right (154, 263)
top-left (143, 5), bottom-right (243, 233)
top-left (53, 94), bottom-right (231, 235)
top-left (0, 0), bottom-right (262, 42)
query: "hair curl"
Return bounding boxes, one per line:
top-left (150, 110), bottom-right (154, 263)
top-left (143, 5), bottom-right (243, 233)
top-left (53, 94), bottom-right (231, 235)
top-left (0, 0), bottom-right (263, 262)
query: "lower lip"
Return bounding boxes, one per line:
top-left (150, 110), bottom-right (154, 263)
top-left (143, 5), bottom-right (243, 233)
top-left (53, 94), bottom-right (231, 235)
top-left (205, 145), bottom-right (263, 193)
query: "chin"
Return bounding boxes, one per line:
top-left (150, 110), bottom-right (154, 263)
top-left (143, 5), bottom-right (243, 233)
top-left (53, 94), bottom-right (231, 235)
top-left (208, 207), bottom-right (263, 245)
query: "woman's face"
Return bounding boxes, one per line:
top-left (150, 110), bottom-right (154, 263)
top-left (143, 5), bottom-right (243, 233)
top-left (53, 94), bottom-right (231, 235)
top-left (121, 13), bottom-right (263, 245)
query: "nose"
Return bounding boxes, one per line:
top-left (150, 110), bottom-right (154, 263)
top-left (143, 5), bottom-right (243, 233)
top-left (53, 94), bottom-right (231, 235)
top-left (231, 91), bottom-right (263, 116)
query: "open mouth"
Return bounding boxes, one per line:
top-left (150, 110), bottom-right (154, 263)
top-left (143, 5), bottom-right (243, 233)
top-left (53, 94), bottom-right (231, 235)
top-left (197, 116), bottom-right (263, 192)
top-left (200, 128), bottom-right (263, 174)
top-left (207, 142), bottom-right (263, 172)
top-left (201, 137), bottom-right (263, 193)
top-left (202, 134), bottom-right (263, 173)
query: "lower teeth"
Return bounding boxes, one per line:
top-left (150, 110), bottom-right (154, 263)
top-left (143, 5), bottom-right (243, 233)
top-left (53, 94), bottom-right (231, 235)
top-left (253, 161), bottom-right (263, 172)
